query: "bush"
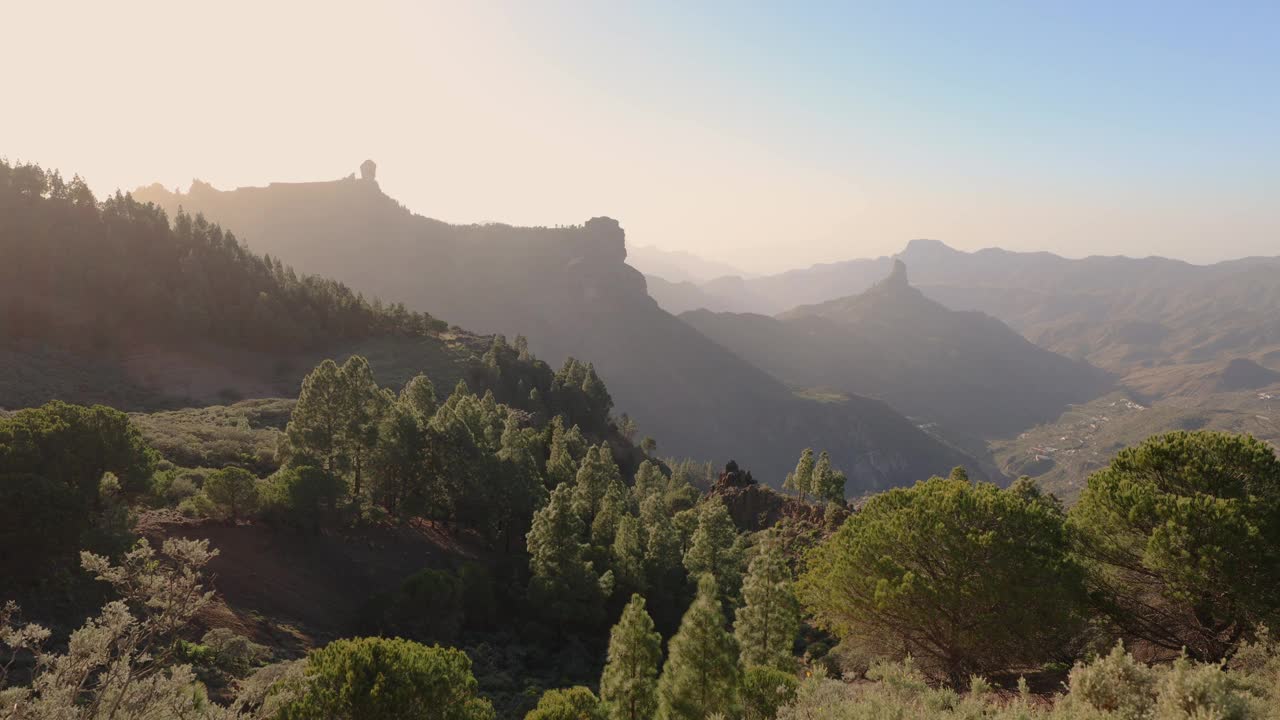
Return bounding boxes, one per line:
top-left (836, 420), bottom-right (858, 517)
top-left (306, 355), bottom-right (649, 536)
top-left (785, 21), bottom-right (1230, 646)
top-left (742, 665), bottom-right (799, 720)
top-left (276, 637), bottom-right (494, 720)
top-left (200, 628), bottom-right (270, 675)
top-left (1069, 431), bottom-right (1280, 660)
top-left (259, 465), bottom-right (342, 530)
top-left (178, 492), bottom-right (215, 518)
top-left (364, 568), bottom-right (465, 644)
top-left (798, 476), bottom-right (1086, 684)
top-left (0, 401), bottom-right (157, 579)
top-left (202, 466), bottom-right (260, 522)
top-left (151, 468), bottom-right (201, 505)
top-left (525, 686), bottom-right (606, 720)
top-left (775, 644), bottom-right (1280, 719)
top-left (1062, 643), bottom-right (1157, 720)
top-left (0, 473), bottom-right (80, 582)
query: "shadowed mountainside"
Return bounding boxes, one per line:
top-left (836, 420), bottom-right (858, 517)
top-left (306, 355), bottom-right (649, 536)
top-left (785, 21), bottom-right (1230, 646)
top-left (682, 261), bottom-right (1112, 445)
top-left (132, 167), bottom-right (980, 491)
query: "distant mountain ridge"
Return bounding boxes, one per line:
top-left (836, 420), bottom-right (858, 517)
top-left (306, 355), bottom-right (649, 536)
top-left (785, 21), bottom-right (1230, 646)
top-left (133, 165), bottom-right (980, 491)
top-left (626, 245), bottom-right (745, 283)
top-left (683, 261), bottom-right (1111, 447)
top-left (653, 238), bottom-right (1280, 378)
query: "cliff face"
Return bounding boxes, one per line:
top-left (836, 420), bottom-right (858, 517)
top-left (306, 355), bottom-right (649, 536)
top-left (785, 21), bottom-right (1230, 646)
top-left (134, 170), bottom-right (981, 491)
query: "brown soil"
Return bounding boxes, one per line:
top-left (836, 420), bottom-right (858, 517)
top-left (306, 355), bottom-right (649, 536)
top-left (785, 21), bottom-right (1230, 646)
top-left (137, 510), bottom-right (487, 656)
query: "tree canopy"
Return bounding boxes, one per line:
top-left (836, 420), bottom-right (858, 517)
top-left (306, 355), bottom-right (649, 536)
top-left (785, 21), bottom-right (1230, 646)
top-left (1069, 430), bottom-right (1280, 660)
top-left (277, 637), bottom-right (494, 720)
top-left (799, 475), bottom-right (1087, 683)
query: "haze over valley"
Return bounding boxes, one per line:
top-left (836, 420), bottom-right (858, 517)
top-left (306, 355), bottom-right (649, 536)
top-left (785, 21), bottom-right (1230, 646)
top-left (3, 3), bottom-right (1280, 719)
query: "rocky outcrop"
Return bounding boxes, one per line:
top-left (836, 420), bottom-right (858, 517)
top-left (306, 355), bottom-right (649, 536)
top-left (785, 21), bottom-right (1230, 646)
top-left (709, 462), bottom-right (828, 532)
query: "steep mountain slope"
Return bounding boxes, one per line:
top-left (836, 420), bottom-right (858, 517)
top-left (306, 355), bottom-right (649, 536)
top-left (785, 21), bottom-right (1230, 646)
top-left (132, 165), bottom-right (979, 490)
top-left (682, 261), bottom-right (1111, 444)
top-left (0, 161), bottom-right (601, 438)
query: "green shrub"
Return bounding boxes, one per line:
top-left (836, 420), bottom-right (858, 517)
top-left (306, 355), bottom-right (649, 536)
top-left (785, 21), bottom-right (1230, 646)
top-left (525, 686), bottom-right (606, 720)
top-left (0, 472), bottom-right (80, 581)
top-left (202, 466), bottom-right (260, 522)
top-left (775, 645), bottom-right (1280, 719)
top-left (259, 465), bottom-right (342, 530)
top-left (1069, 431), bottom-right (1280, 661)
top-left (1062, 643), bottom-right (1157, 720)
top-left (742, 665), bottom-right (799, 720)
top-left (365, 568), bottom-right (465, 645)
top-left (201, 628), bottom-right (270, 676)
top-left (799, 476), bottom-right (1086, 684)
top-left (178, 492), bottom-right (215, 518)
top-left (151, 468), bottom-right (201, 505)
top-left (276, 637), bottom-right (494, 720)
top-left (0, 401), bottom-right (157, 578)
top-left (1154, 656), bottom-right (1252, 720)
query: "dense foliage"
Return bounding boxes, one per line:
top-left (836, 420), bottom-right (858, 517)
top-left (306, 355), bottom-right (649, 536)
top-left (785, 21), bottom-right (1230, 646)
top-left (276, 638), bottom-right (494, 720)
top-left (0, 160), bottom-right (446, 353)
top-left (656, 575), bottom-right (742, 720)
top-left (0, 401), bottom-right (157, 580)
top-left (734, 535), bottom-right (799, 671)
top-left (1069, 431), bottom-right (1280, 660)
top-left (799, 475), bottom-right (1087, 683)
top-left (599, 595), bottom-right (662, 720)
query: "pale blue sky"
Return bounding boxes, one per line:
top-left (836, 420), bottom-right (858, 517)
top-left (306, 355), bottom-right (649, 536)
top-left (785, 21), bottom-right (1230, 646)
top-left (3, 1), bottom-right (1276, 271)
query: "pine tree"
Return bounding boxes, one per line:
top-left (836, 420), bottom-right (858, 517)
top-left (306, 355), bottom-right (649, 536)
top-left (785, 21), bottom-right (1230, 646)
top-left (600, 595), bottom-right (663, 720)
top-left (782, 448), bottom-right (815, 503)
top-left (611, 515), bottom-right (647, 596)
top-left (581, 362), bottom-right (613, 428)
top-left (496, 415), bottom-right (550, 552)
top-left (546, 418), bottom-right (587, 488)
top-left (592, 476), bottom-right (629, 550)
top-left (371, 400), bottom-right (428, 516)
top-left (641, 495), bottom-right (688, 631)
top-left (811, 450), bottom-right (847, 504)
top-left (338, 355), bottom-right (390, 507)
top-left (527, 485), bottom-right (603, 628)
top-left (285, 359), bottom-right (346, 473)
top-left (572, 444), bottom-right (621, 527)
top-left (400, 373), bottom-right (438, 420)
top-left (656, 575), bottom-right (742, 720)
top-left (683, 498), bottom-right (746, 605)
top-left (632, 461), bottom-right (665, 505)
top-left (734, 535), bottom-right (799, 671)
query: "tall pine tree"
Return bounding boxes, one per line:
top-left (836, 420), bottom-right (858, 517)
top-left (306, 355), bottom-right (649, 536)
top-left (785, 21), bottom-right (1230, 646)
top-left (782, 448), bottom-right (815, 502)
top-left (527, 484), bottom-right (603, 628)
top-left (600, 594), bottom-right (663, 720)
top-left (811, 450), bottom-right (847, 504)
top-left (683, 498), bottom-right (746, 605)
top-left (656, 574), bottom-right (741, 720)
top-left (734, 535), bottom-right (800, 671)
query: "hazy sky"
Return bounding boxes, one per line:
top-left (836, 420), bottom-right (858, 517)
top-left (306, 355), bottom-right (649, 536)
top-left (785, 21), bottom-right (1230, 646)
top-left (4, 1), bottom-right (1277, 273)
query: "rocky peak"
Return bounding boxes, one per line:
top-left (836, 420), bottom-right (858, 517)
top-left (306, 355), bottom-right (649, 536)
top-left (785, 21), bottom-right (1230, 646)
top-left (580, 216), bottom-right (627, 264)
top-left (886, 258), bottom-right (908, 287)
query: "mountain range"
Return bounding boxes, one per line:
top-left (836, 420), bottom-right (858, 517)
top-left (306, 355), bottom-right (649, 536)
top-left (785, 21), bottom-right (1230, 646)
top-left (647, 239), bottom-right (1280, 380)
top-left (683, 260), bottom-right (1112, 446)
top-left (131, 166), bottom-right (977, 491)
